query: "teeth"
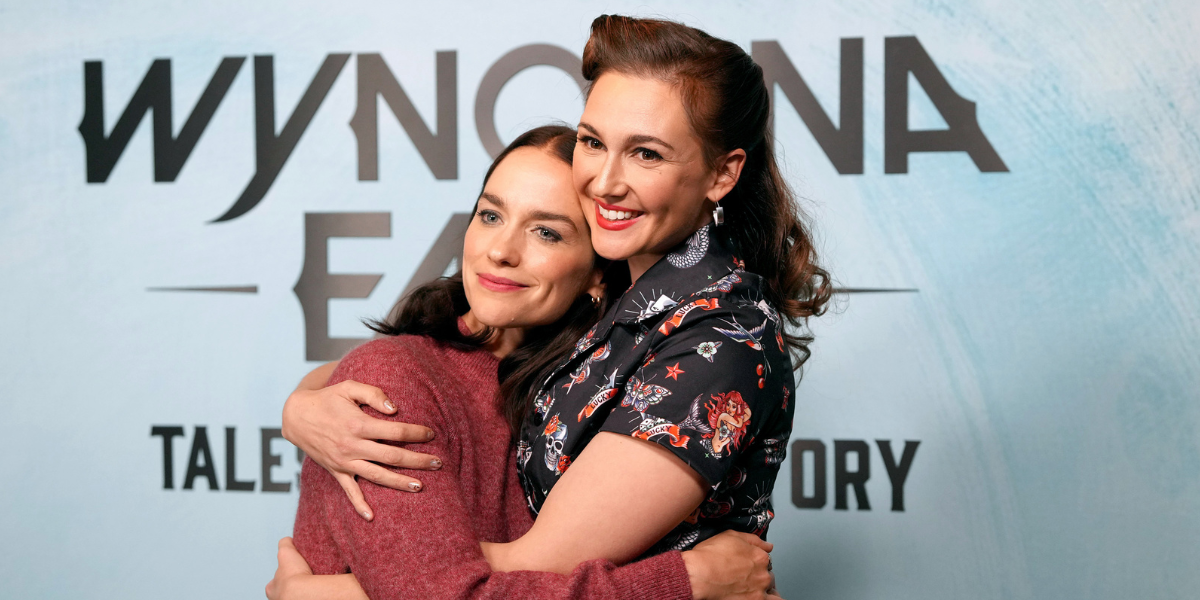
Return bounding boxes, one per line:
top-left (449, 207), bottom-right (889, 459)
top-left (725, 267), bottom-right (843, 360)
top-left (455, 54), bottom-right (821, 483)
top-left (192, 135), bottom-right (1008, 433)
top-left (600, 207), bottom-right (639, 221)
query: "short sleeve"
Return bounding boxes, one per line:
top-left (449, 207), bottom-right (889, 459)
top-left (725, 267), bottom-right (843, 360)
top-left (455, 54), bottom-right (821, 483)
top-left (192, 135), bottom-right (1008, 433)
top-left (598, 304), bottom-right (789, 486)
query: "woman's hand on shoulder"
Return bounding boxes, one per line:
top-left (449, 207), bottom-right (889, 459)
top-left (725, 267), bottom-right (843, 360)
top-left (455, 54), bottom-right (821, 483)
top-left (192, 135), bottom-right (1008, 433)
top-left (682, 530), bottom-right (781, 600)
top-left (282, 362), bottom-right (442, 520)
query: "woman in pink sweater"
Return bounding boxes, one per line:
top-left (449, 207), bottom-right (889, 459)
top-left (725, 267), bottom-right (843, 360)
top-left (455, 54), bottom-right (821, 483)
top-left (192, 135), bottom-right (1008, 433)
top-left (268, 126), bottom-right (776, 600)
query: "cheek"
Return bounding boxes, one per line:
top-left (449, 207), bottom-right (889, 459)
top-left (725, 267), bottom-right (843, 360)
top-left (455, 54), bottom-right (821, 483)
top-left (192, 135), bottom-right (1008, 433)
top-left (533, 252), bottom-right (592, 299)
top-left (639, 169), bottom-right (707, 218)
top-left (462, 226), bottom-right (486, 265)
top-left (634, 173), bottom-right (681, 213)
top-left (572, 154), bottom-right (599, 193)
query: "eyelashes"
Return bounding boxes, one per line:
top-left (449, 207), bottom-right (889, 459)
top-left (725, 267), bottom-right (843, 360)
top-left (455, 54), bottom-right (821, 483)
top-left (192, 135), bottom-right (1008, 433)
top-left (576, 135), bottom-right (663, 162)
top-left (478, 210), bottom-right (563, 243)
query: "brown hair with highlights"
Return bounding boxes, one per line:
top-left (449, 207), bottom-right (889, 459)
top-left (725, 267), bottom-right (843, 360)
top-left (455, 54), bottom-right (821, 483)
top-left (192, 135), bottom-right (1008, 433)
top-left (582, 15), bottom-right (831, 365)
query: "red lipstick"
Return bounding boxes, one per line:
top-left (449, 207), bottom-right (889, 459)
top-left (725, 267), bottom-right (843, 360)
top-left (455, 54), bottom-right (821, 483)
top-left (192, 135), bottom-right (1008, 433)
top-left (593, 199), bottom-right (644, 231)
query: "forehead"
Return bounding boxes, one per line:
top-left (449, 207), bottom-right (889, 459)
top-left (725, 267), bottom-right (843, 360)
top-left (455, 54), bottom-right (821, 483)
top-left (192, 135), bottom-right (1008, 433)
top-left (483, 147), bottom-right (580, 215)
top-left (582, 72), bottom-right (694, 142)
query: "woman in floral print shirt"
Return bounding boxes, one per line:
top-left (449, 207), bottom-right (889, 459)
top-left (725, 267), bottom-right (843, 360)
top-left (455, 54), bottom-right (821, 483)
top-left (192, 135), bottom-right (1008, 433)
top-left (519, 224), bottom-right (796, 557)
top-left (276, 14), bottom-right (830, 596)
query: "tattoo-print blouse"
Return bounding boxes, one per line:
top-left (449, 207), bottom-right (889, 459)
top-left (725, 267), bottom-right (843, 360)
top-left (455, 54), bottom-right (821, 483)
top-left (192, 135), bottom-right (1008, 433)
top-left (517, 224), bottom-right (795, 556)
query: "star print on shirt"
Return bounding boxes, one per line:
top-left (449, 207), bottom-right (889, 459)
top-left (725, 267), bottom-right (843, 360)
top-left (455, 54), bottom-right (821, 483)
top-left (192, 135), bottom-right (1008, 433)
top-left (665, 363), bottom-right (685, 380)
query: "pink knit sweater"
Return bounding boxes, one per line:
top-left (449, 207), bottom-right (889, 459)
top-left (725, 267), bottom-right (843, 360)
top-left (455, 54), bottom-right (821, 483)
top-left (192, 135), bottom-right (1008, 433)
top-left (292, 333), bottom-right (693, 600)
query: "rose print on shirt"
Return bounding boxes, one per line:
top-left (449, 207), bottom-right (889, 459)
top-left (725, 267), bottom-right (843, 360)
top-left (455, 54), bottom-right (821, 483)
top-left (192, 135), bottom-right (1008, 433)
top-left (694, 340), bottom-right (722, 362)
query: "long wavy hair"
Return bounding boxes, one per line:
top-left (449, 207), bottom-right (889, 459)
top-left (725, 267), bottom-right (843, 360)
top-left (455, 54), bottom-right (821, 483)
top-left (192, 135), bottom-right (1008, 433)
top-left (582, 15), bottom-right (832, 365)
top-left (368, 125), bottom-right (625, 433)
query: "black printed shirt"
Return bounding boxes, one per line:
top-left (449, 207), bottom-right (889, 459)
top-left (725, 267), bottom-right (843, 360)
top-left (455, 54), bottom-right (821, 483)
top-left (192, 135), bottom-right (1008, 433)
top-left (516, 224), bottom-right (795, 556)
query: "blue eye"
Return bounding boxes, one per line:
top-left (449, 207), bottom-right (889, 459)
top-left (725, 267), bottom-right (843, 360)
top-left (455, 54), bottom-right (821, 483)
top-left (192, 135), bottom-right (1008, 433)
top-left (536, 226), bottom-right (563, 242)
top-left (477, 209), bottom-right (500, 224)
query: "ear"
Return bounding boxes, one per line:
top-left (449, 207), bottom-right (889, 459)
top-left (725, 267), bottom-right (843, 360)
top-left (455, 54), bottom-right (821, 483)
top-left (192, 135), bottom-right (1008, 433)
top-left (585, 268), bottom-right (606, 303)
top-left (706, 148), bottom-right (748, 203)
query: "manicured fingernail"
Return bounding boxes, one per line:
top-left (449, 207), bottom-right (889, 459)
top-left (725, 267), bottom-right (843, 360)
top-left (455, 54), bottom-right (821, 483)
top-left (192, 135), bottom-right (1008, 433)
top-left (360, 510), bottom-right (372, 520)
top-left (383, 400), bottom-right (395, 412)
top-left (429, 459), bottom-right (442, 469)
top-left (425, 429), bottom-right (435, 441)
top-left (408, 481), bottom-right (422, 492)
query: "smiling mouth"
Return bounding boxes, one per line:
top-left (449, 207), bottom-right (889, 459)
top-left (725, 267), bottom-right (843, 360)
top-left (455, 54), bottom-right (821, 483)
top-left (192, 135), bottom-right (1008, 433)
top-left (597, 205), bottom-right (643, 221)
top-left (594, 200), bottom-right (644, 230)
top-left (477, 273), bottom-right (528, 292)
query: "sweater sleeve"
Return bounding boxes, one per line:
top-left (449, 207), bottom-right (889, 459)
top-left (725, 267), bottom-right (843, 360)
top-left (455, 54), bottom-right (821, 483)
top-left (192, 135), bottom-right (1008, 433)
top-left (292, 338), bottom-right (692, 600)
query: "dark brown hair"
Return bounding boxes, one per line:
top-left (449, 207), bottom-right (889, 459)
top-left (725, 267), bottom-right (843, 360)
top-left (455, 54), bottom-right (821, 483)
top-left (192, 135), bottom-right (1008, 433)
top-left (368, 125), bottom-right (624, 433)
top-left (582, 15), bottom-right (832, 365)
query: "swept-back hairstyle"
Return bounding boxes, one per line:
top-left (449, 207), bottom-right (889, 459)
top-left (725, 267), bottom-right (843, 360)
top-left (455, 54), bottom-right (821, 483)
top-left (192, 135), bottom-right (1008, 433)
top-left (582, 15), bottom-right (832, 365)
top-left (369, 125), bottom-right (624, 434)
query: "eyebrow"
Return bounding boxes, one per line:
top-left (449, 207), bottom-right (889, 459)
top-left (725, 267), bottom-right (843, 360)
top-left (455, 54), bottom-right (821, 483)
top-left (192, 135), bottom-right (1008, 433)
top-left (578, 122), bottom-right (675, 152)
top-left (480, 192), bottom-right (579, 233)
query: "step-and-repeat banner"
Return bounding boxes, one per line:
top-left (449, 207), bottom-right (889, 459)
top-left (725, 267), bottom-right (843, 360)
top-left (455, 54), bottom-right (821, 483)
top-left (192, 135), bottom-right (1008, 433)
top-left (2, 1), bottom-right (1198, 598)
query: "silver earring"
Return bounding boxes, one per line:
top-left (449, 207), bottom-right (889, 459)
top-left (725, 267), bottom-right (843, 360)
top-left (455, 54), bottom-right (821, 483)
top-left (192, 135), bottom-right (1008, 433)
top-left (712, 202), bottom-right (725, 226)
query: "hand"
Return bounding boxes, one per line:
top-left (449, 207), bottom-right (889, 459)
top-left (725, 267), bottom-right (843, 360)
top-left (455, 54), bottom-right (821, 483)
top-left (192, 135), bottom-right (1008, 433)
top-left (282, 377), bottom-right (441, 520)
top-left (681, 530), bottom-right (776, 600)
top-left (265, 538), bottom-right (368, 600)
top-left (265, 537), bottom-right (312, 600)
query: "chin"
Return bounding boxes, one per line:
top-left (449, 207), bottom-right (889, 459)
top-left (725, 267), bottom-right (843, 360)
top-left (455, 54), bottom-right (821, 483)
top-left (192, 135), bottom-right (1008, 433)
top-left (471, 307), bottom-right (513, 329)
top-left (588, 231), bottom-right (638, 260)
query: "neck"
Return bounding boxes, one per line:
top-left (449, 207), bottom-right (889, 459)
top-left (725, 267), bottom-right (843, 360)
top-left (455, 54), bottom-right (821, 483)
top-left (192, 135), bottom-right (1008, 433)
top-left (627, 253), bottom-right (663, 284)
top-left (627, 216), bottom-right (714, 283)
top-left (461, 310), bottom-right (524, 359)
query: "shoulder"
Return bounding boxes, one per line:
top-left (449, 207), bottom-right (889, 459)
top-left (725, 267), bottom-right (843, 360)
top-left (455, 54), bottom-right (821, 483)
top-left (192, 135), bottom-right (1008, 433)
top-left (330, 336), bottom-right (447, 416)
top-left (658, 277), bottom-right (781, 342)
top-left (334, 336), bottom-right (431, 382)
top-left (339, 334), bottom-right (440, 364)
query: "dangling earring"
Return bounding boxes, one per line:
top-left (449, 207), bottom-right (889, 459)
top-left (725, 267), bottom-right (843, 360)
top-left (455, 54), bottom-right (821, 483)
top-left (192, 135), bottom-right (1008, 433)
top-left (591, 295), bottom-right (601, 308)
top-left (712, 201), bottom-right (725, 226)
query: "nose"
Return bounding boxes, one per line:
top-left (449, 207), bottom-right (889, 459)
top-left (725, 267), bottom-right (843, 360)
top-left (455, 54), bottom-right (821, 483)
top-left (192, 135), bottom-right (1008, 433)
top-left (486, 225), bottom-right (522, 267)
top-left (591, 151), bottom-right (627, 198)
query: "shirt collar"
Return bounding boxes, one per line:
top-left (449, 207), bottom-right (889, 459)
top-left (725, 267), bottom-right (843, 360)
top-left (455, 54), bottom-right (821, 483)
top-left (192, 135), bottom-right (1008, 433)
top-left (611, 224), bottom-right (744, 325)
top-left (547, 224), bottom-right (744, 376)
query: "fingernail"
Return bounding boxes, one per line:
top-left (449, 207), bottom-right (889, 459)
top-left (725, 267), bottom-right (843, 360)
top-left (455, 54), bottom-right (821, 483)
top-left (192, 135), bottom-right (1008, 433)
top-left (425, 429), bottom-right (435, 441)
top-left (429, 459), bottom-right (442, 469)
top-left (408, 481), bottom-right (422, 492)
top-left (360, 510), bottom-right (372, 520)
top-left (383, 400), bottom-right (395, 412)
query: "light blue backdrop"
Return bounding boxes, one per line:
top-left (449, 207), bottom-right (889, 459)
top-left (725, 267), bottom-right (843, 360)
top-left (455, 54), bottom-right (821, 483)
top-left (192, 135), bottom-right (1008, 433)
top-left (1, 1), bottom-right (1197, 599)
